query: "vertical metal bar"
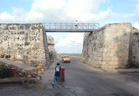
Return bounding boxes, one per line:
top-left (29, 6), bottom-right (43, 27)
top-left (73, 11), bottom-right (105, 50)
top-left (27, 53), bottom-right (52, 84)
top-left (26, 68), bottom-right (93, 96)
top-left (66, 23), bottom-right (67, 31)
top-left (49, 23), bottom-right (50, 31)
top-left (55, 23), bottom-right (56, 31)
top-left (72, 23), bottom-right (73, 31)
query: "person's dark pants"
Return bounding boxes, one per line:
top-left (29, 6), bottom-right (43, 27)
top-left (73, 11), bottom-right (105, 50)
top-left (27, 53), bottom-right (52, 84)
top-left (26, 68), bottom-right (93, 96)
top-left (55, 72), bottom-right (61, 82)
top-left (55, 75), bottom-right (61, 82)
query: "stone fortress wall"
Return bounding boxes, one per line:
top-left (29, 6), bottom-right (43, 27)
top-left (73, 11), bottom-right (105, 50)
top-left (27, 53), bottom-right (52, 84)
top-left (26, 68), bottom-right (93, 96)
top-left (83, 23), bottom-right (139, 70)
top-left (129, 27), bottom-right (139, 67)
top-left (0, 23), bottom-right (50, 67)
top-left (83, 26), bottom-right (105, 68)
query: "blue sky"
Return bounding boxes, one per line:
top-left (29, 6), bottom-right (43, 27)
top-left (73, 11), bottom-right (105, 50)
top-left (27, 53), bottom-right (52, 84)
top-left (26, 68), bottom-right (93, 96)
top-left (100, 0), bottom-right (136, 13)
top-left (0, 0), bottom-right (139, 53)
top-left (0, 0), bottom-right (33, 12)
top-left (0, 0), bottom-right (136, 14)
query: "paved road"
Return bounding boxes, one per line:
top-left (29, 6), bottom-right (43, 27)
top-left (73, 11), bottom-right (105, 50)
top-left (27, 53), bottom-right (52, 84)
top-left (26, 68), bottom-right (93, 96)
top-left (41, 58), bottom-right (139, 96)
top-left (1, 58), bottom-right (139, 96)
top-left (59, 58), bottom-right (139, 96)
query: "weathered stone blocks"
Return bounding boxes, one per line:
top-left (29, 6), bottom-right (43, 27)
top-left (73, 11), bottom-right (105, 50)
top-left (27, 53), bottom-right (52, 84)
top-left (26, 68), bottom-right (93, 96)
top-left (83, 23), bottom-right (137, 70)
top-left (0, 23), bottom-right (50, 67)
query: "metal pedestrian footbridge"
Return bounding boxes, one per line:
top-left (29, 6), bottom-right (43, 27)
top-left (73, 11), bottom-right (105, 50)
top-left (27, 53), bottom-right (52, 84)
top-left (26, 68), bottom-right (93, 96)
top-left (43, 23), bottom-right (100, 32)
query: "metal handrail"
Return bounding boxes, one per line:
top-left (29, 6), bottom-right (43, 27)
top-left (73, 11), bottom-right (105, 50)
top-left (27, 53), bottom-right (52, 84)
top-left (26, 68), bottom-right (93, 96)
top-left (43, 23), bottom-right (99, 32)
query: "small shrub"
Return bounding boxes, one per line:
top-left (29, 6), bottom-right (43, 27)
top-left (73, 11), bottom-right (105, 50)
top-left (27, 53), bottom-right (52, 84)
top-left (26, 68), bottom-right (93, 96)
top-left (0, 64), bottom-right (13, 78)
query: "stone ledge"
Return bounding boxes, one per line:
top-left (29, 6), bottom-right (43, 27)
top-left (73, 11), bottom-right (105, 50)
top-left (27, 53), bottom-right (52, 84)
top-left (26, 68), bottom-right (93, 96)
top-left (0, 77), bottom-right (40, 84)
top-left (116, 69), bottom-right (139, 73)
top-left (101, 68), bottom-right (139, 73)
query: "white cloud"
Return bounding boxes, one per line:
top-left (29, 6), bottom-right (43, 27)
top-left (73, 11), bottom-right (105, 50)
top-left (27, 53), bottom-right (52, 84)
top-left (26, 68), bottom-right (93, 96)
top-left (64, 0), bottom-right (105, 20)
top-left (0, 0), bottom-right (137, 23)
top-left (26, 11), bottom-right (44, 22)
top-left (133, 22), bottom-right (139, 29)
top-left (55, 33), bottom-right (84, 53)
top-left (28, 0), bottom-right (109, 23)
top-left (56, 33), bottom-right (83, 47)
top-left (0, 12), bottom-right (15, 21)
top-left (0, 0), bottom-right (129, 24)
top-left (0, 0), bottom-right (108, 23)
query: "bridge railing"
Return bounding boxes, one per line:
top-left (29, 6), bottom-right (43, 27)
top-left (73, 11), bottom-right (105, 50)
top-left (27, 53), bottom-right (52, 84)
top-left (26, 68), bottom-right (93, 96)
top-left (43, 23), bottom-right (100, 32)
